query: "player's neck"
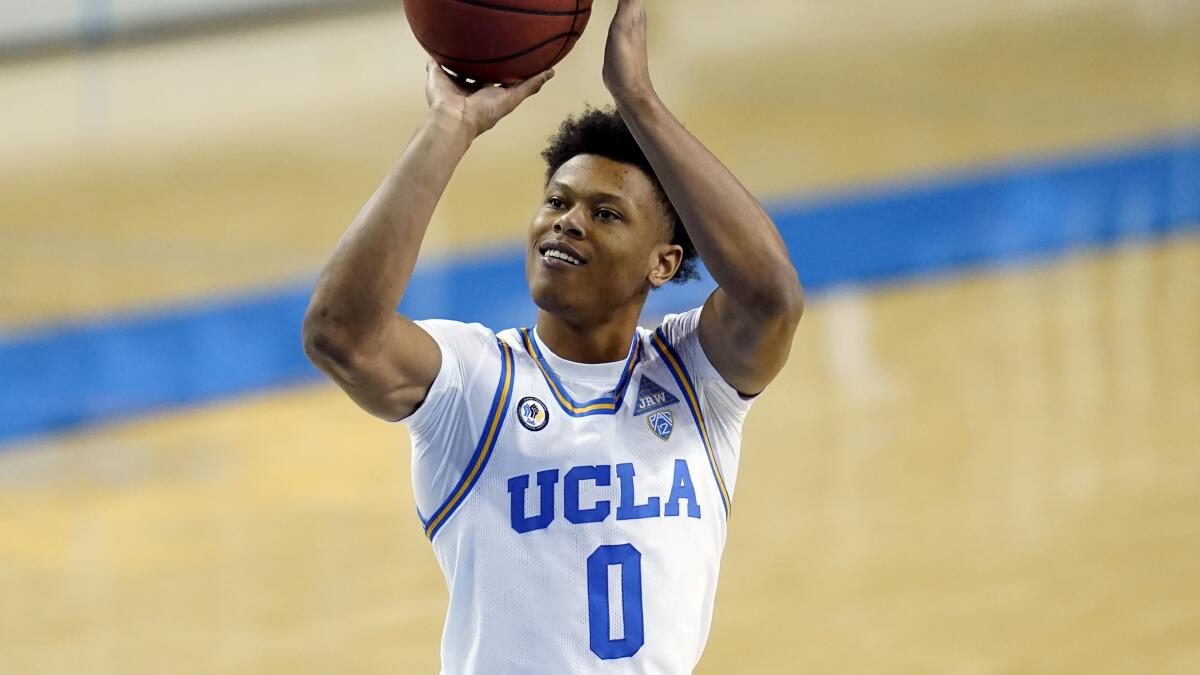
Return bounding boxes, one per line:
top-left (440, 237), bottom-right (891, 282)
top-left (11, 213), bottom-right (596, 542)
top-left (534, 305), bottom-right (641, 364)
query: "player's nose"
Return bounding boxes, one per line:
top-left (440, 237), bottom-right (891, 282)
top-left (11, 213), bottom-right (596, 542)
top-left (553, 207), bottom-right (587, 239)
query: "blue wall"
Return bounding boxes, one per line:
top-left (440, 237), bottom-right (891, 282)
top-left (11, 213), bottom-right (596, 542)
top-left (2, 133), bottom-right (1198, 446)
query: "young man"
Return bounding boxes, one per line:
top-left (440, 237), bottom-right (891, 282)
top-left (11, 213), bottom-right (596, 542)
top-left (302, 1), bottom-right (803, 672)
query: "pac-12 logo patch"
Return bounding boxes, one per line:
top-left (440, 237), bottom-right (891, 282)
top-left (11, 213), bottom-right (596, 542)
top-left (517, 396), bottom-right (549, 431)
top-left (647, 410), bottom-right (674, 441)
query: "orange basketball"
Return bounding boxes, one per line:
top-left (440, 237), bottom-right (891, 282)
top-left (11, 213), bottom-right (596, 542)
top-left (405, 0), bottom-right (592, 85)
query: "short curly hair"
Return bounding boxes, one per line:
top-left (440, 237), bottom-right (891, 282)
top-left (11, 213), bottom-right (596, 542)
top-left (540, 106), bottom-right (699, 285)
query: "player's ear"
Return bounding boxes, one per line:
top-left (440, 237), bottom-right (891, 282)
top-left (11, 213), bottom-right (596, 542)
top-left (647, 243), bottom-right (683, 288)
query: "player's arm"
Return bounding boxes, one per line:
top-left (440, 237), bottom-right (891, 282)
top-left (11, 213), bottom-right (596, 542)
top-left (603, 0), bottom-right (804, 396)
top-left (302, 62), bottom-right (554, 421)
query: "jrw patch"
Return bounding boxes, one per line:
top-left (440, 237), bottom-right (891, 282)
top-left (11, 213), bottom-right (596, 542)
top-left (633, 375), bottom-right (680, 416)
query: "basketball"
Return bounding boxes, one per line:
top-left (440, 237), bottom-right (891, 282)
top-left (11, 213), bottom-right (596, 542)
top-left (404, 0), bottom-right (592, 85)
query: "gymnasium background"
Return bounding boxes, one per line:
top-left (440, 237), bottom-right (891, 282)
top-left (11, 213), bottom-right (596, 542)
top-left (2, 0), bottom-right (1198, 672)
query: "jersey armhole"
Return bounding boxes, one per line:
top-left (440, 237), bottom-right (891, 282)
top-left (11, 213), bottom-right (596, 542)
top-left (421, 338), bottom-right (516, 541)
top-left (650, 327), bottom-right (733, 519)
top-left (401, 321), bottom-right (460, 432)
top-left (660, 307), bottom-right (759, 409)
top-left (694, 331), bottom-right (760, 411)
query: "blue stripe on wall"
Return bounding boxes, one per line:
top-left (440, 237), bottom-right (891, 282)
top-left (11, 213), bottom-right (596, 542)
top-left (2, 133), bottom-right (1199, 446)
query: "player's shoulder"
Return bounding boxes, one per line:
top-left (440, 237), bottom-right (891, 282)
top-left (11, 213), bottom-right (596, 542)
top-left (638, 306), bottom-right (706, 377)
top-left (647, 305), bottom-right (757, 414)
top-left (414, 318), bottom-right (496, 341)
top-left (403, 320), bottom-right (510, 431)
top-left (646, 306), bottom-right (704, 350)
top-left (410, 319), bottom-right (512, 393)
top-left (413, 318), bottom-right (502, 356)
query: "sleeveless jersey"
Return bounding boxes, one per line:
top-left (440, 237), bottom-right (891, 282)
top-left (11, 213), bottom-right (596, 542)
top-left (405, 309), bottom-right (753, 674)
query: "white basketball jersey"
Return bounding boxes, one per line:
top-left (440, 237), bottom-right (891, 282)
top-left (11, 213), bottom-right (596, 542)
top-left (406, 309), bottom-right (753, 675)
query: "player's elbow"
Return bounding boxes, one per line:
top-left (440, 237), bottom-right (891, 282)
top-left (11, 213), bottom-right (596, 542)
top-left (303, 329), bottom-right (411, 423)
top-left (302, 307), bottom-right (368, 379)
top-left (777, 273), bottom-right (806, 321)
top-left (303, 322), bottom-right (347, 373)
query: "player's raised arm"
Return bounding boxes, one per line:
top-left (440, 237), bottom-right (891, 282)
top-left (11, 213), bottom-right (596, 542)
top-left (603, 0), bottom-right (804, 396)
top-left (302, 62), bottom-right (554, 421)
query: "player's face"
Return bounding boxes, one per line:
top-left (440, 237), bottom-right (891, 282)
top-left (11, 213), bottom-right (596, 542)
top-left (526, 154), bottom-right (681, 322)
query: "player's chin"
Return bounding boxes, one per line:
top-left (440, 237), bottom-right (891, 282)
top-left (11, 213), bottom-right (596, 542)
top-left (529, 275), bottom-right (570, 310)
top-left (529, 271), bottom-right (590, 314)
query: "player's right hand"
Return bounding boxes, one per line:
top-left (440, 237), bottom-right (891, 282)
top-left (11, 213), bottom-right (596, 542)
top-left (425, 60), bottom-right (554, 137)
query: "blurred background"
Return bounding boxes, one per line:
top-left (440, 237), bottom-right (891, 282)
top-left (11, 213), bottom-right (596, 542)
top-left (1, 0), bottom-right (1198, 672)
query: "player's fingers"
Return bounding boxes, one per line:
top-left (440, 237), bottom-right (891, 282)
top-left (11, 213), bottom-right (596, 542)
top-left (426, 59), bottom-right (451, 83)
top-left (430, 61), bottom-right (456, 83)
top-left (508, 69), bottom-right (555, 102)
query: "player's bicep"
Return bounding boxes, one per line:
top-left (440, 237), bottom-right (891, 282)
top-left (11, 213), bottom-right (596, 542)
top-left (698, 288), bottom-right (801, 397)
top-left (311, 313), bottom-right (443, 422)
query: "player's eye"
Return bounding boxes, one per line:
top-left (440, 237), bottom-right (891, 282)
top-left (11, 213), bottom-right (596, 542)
top-left (546, 196), bottom-right (566, 209)
top-left (595, 208), bottom-right (621, 222)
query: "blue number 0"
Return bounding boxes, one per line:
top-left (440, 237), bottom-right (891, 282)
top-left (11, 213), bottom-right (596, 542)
top-left (586, 543), bottom-right (645, 660)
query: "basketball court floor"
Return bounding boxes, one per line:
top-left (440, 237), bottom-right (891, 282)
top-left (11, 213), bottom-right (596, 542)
top-left (1, 1), bottom-right (1198, 672)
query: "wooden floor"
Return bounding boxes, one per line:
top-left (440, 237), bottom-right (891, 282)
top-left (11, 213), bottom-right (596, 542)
top-left (2, 239), bottom-right (1198, 673)
top-left (2, 0), bottom-right (1199, 673)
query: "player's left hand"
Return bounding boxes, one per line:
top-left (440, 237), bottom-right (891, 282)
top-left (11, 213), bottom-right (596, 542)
top-left (603, 0), bottom-right (655, 104)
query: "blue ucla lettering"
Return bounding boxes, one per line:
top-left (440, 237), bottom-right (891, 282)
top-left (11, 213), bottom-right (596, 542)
top-left (565, 465), bottom-right (612, 524)
top-left (508, 469), bottom-right (559, 533)
top-left (507, 460), bottom-right (701, 533)
top-left (664, 459), bottom-right (701, 519)
top-left (615, 463), bottom-right (660, 521)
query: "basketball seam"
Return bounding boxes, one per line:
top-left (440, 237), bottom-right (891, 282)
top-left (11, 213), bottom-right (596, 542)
top-left (445, 0), bottom-right (592, 17)
top-left (542, 0), bottom-right (581, 72)
top-left (416, 31), bottom-right (584, 65)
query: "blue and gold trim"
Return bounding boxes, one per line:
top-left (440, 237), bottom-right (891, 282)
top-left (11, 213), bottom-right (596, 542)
top-left (519, 328), bottom-right (642, 417)
top-left (423, 338), bottom-right (515, 541)
top-left (650, 328), bottom-right (732, 518)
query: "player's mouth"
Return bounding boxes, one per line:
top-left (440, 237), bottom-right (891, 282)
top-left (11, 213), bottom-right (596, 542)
top-left (538, 241), bottom-right (587, 268)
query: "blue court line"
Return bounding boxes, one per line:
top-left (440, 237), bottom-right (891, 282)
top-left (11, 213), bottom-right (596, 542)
top-left (2, 133), bottom-right (1198, 446)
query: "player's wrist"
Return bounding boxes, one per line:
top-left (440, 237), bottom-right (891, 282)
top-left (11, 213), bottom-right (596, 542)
top-left (427, 103), bottom-right (482, 142)
top-left (611, 86), bottom-right (663, 117)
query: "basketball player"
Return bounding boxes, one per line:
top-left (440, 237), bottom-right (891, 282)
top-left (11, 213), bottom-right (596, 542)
top-left (302, 0), bottom-right (803, 671)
